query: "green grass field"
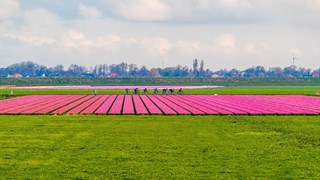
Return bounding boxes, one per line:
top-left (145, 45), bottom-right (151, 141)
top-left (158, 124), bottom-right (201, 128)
top-left (0, 115), bottom-right (320, 179)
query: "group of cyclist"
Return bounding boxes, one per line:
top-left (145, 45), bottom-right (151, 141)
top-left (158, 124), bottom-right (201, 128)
top-left (125, 88), bottom-right (183, 95)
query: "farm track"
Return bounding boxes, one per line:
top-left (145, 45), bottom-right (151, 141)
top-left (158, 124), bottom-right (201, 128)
top-left (0, 95), bottom-right (319, 115)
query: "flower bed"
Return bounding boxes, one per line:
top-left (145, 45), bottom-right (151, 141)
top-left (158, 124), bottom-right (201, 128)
top-left (0, 95), bottom-right (319, 115)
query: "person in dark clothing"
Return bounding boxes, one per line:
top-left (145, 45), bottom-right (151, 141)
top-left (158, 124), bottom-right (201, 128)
top-left (143, 88), bottom-right (148, 94)
top-left (162, 88), bottom-right (166, 94)
top-left (154, 88), bottom-right (158, 94)
top-left (169, 89), bottom-right (174, 94)
top-left (125, 88), bottom-right (129, 94)
top-left (178, 88), bottom-right (183, 94)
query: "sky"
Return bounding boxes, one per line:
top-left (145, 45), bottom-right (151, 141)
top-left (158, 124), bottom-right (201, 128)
top-left (0, 0), bottom-right (320, 70)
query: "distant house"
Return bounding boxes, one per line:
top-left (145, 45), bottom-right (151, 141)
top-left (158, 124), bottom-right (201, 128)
top-left (97, 74), bottom-right (107, 78)
top-left (211, 74), bottom-right (223, 78)
top-left (9, 73), bottom-right (23, 78)
top-left (312, 71), bottom-right (319, 77)
top-left (107, 73), bottom-right (118, 78)
top-left (82, 72), bottom-right (95, 78)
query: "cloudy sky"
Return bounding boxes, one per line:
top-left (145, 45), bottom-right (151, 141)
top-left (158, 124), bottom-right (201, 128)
top-left (0, 0), bottom-right (320, 70)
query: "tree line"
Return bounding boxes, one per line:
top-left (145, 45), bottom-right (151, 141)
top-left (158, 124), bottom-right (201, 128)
top-left (0, 60), bottom-right (319, 78)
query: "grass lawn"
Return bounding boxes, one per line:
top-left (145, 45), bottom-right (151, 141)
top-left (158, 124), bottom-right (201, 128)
top-left (1, 115), bottom-right (320, 179)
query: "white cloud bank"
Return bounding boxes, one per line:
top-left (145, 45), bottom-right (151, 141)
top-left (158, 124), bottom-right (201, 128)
top-left (110, 0), bottom-right (170, 21)
top-left (0, 1), bottom-right (319, 69)
top-left (0, 0), bottom-right (19, 19)
top-left (4, 34), bottom-right (56, 46)
top-left (79, 3), bottom-right (102, 19)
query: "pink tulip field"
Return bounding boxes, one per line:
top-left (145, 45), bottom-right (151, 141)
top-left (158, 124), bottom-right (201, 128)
top-left (0, 95), bottom-right (319, 115)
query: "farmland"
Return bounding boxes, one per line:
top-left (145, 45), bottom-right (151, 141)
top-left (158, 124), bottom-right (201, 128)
top-left (0, 79), bottom-right (319, 178)
top-left (0, 94), bottom-right (320, 115)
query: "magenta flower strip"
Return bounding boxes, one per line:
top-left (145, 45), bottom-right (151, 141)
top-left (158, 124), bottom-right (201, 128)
top-left (9, 95), bottom-right (65, 114)
top-left (132, 96), bottom-right (149, 115)
top-left (167, 96), bottom-right (211, 115)
top-left (0, 95), bottom-right (40, 111)
top-left (162, 96), bottom-right (205, 115)
top-left (147, 95), bottom-right (176, 115)
top-left (51, 95), bottom-right (94, 114)
top-left (35, 95), bottom-right (85, 114)
top-left (232, 95), bottom-right (300, 114)
top-left (108, 95), bottom-right (125, 115)
top-left (122, 95), bottom-right (135, 115)
top-left (81, 95), bottom-right (110, 114)
top-left (67, 95), bottom-right (102, 114)
top-left (0, 95), bottom-right (319, 115)
top-left (95, 95), bottom-right (117, 114)
top-left (0, 95), bottom-right (55, 114)
top-left (0, 95), bottom-right (51, 112)
top-left (201, 95), bottom-right (262, 115)
top-left (139, 95), bottom-right (162, 115)
top-left (212, 95), bottom-right (278, 115)
top-left (185, 95), bottom-right (233, 115)
top-left (243, 95), bottom-right (316, 115)
top-left (22, 95), bottom-right (76, 114)
top-left (154, 95), bottom-right (191, 115)
top-left (255, 95), bottom-right (320, 113)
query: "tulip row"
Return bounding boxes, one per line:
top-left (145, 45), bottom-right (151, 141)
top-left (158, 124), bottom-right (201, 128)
top-left (81, 95), bottom-right (109, 114)
top-left (95, 95), bottom-right (117, 114)
top-left (122, 95), bottom-right (135, 115)
top-left (0, 95), bottom-right (319, 115)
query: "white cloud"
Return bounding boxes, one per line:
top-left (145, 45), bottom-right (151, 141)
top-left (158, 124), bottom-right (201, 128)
top-left (261, 42), bottom-right (270, 50)
top-left (216, 34), bottom-right (236, 47)
top-left (289, 48), bottom-right (303, 57)
top-left (310, 46), bottom-right (320, 54)
top-left (215, 34), bottom-right (238, 56)
top-left (244, 43), bottom-right (258, 54)
top-left (159, 0), bottom-right (257, 23)
top-left (215, 34), bottom-right (238, 55)
top-left (79, 3), bottom-right (102, 19)
top-left (4, 34), bottom-right (56, 46)
top-left (219, 0), bottom-right (252, 8)
top-left (59, 30), bottom-right (138, 52)
top-left (95, 0), bottom-right (320, 26)
top-left (307, 0), bottom-right (320, 9)
top-left (61, 31), bottom-right (92, 48)
top-left (141, 37), bottom-right (172, 55)
top-left (244, 42), bottom-right (270, 55)
top-left (95, 35), bottom-right (122, 46)
top-left (175, 40), bottom-right (202, 55)
top-left (61, 30), bottom-right (125, 49)
top-left (1, 1), bottom-right (320, 69)
top-left (0, 0), bottom-right (19, 19)
top-left (22, 8), bottom-right (64, 37)
top-left (111, 0), bottom-right (170, 21)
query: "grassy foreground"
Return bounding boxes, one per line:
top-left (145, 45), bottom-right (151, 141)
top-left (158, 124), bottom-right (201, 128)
top-left (1, 115), bottom-right (320, 179)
